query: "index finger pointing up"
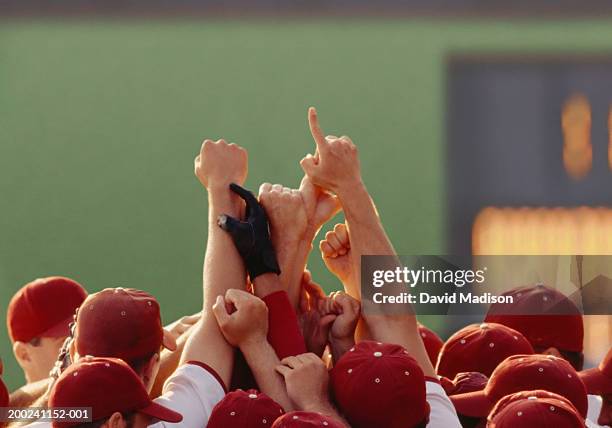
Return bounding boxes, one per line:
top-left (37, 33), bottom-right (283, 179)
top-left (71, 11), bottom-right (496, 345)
top-left (308, 107), bottom-right (327, 152)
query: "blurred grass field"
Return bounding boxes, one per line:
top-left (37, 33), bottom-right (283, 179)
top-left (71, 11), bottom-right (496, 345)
top-left (1, 19), bottom-right (612, 389)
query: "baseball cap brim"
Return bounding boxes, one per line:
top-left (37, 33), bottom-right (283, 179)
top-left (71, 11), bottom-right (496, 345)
top-left (449, 389), bottom-right (492, 417)
top-left (579, 368), bottom-right (611, 395)
top-left (40, 315), bottom-right (73, 339)
top-left (139, 401), bottom-right (182, 423)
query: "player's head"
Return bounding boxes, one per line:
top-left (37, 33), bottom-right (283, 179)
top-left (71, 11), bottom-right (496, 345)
top-left (330, 341), bottom-right (429, 428)
top-left (486, 390), bottom-right (585, 427)
top-left (579, 346), bottom-right (612, 426)
top-left (70, 288), bottom-right (176, 393)
top-left (49, 357), bottom-right (182, 428)
top-left (484, 283), bottom-right (584, 370)
top-left (7, 276), bottom-right (87, 383)
top-left (451, 354), bottom-right (587, 420)
top-left (207, 389), bottom-right (284, 427)
top-left (436, 322), bottom-right (533, 379)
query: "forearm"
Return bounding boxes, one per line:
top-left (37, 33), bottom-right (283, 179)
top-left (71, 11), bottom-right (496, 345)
top-left (182, 185), bottom-right (245, 385)
top-left (241, 340), bottom-right (293, 411)
top-left (261, 284), bottom-right (307, 358)
top-left (203, 185), bottom-right (245, 306)
top-left (284, 240), bottom-right (312, 308)
top-left (337, 182), bottom-right (435, 377)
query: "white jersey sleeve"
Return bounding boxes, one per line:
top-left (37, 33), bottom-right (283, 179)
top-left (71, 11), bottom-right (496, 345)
top-left (148, 361), bottom-right (226, 428)
top-left (586, 394), bottom-right (607, 428)
top-left (425, 381), bottom-right (462, 428)
top-left (21, 422), bottom-right (52, 428)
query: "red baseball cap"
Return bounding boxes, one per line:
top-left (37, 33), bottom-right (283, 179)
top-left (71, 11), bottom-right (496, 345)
top-left (418, 323), bottom-right (443, 367)
top-left (7, 276), bottom-right (87, 343)
top-left (49, 357), bottom-right (182, 428)
top-left (484, 284), bottom-right (584, 352)
top-left (207, 389), bottom-right (285, 428)
top-left (487, 390), bottom-right (586, 428)
top-left (451, 354), bottom-right (588, 418)
top-left (271, 411), bottom-right (345, 428)
top-left (436, 323), bottom-right (534, 379)
top-left (579, 346), bottom-right (612, 395)
top-left (331, 341), bottom-right (429, 428)
top-left (441, 371), bottom-right (489, 396)
top-left (74, 288), bottom-right (176, 365)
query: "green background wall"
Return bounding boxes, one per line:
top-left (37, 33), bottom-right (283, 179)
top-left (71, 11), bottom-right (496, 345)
top-left (1, 19), bottom-right (611, 389)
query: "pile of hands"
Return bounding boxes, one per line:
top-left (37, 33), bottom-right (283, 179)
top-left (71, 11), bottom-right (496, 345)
top-left (193, 107), bottom-right (365, 412)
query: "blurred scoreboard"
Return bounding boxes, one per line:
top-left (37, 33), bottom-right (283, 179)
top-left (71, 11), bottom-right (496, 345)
top-left (447, 55), bottom-right (612, 256)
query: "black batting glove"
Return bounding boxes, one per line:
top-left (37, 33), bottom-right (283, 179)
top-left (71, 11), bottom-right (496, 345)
top-left (218, 183), bottom-right (281, 280)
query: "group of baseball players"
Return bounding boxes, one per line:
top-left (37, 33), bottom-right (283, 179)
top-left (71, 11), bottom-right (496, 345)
top-left (1, 107), bottom-right (611, 428)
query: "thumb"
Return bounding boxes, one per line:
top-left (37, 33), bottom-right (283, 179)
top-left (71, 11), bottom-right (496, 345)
top-left (229, 183), bottom-right (260, 217)
top-left (217, 214), bottom-right (247, 237)
top-left (300, 154), bottom-right (318, 177)
top-left (212, 295), bottom-right (231, 327)
top-left (319, 314), bottom-right (337, 329)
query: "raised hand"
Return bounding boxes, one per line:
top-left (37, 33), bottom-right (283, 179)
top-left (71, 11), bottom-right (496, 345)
top-left (218, 183), bottom-right (280, 280)
top-left (300, 108), bottom-right (362, 196)
top-left (212, 289), bottom-right (268, 349)
top-left (297, 271), bottom-right (336, 357)
top-left (299, 176), bottom-right (341, 238)
top-left (275, 353), bottom-right (330, 412)
top-left (320, 223), bottom-right (354, 285)
top-left (258, 183), bottom-right (308, 245)
top-left (164, 312), bottom-right (201, 342)
top-left (327, 291), bottom-right (360, 343)
top-left (194, 139), bottom-right (247, 190)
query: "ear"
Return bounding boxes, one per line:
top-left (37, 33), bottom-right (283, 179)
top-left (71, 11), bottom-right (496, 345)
top-left (103, 412), bottom-right (127, 428)
top-left (69, 339), bottom-right (77, 362)
top-left (141, 353), bottom-right (161, 390)
top-left (13, 341), bottom-right (31, 366)
top-left (541, 347), bottom-right (562, 358)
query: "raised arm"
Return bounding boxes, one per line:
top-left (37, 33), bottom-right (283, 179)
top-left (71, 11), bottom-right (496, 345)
top-left (180, 139), bottom-right (248, 388)
top-left (213, 288), bottom-right (293, 411)
top-left (258, 179), bottom-right (340, 309)
top-left (301, 108), bottom-right (435, 377)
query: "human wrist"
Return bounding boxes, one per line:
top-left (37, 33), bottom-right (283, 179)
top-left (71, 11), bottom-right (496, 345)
top-left (336, 178), bottom-right (367, 204)
top-left (240, 334), bottom-right (268, 354)
top-left (253, 272), bottom-right (283, 298)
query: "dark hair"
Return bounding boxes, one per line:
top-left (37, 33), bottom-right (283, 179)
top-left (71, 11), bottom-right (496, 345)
top-left (126, 352), bottom-right (158, 376)
top-left (73, 412), bottom-right (136, 428)
top-left (533, 346), bottom-right (584, 371)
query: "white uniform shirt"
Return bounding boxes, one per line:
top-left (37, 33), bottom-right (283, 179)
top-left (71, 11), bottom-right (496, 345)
top-left (149, 362), bottom-right (226, 428)
top-left (426, 381), bottom-right (462, 427)
top-left (587, 394), bottom-right (608, 428)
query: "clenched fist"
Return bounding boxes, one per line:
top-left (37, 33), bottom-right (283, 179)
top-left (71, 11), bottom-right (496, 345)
top-left (259, 183), bottom-right (308, 244)
top-left (320, 223), bottom-right (353, 284)
top-left (212, 289), bottom-right (268, 348)
top-left (194, 139), bottom-right (248, 190)
top-left (327, 291), bottom-right (360, 344)
top-left (300, 108), bottom-right (362, 195)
